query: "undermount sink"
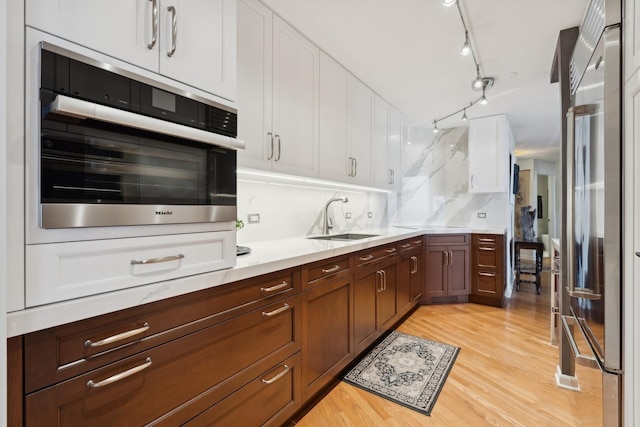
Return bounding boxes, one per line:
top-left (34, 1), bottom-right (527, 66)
top-left (308, 233), bottom-right (379, 241)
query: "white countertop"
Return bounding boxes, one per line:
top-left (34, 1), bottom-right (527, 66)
top-left (6, 225), bottom-right (492, 336)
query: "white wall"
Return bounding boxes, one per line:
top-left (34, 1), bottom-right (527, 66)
top-left (1, 0), bottom-right (8, 422)
top-left (236, 174), bottom-right (389, 243)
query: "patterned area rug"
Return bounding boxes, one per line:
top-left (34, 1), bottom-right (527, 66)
top-left (343, 331), bottom-right (460, 416)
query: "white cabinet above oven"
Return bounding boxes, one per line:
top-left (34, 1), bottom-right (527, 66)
top-left (25, 0), bottom-right (236, 102)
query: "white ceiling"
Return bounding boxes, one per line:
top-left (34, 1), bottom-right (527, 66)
top-left (260, 0), bottom-right (588, 162)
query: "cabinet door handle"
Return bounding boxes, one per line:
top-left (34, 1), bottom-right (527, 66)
top-left (85, 323), bottom-right (150, 348)
top-left (388, 169), bottom-right (393, 184)
top-left (353, 158), bottom-right (358, 177)
top-left (262, 365), bottom-right (290, 384)
top-left (360, 254), bottom-right (375, 262)
top-left (275, 135), bottom-right (281, 161)
top-left (167, 5), bottom-right (177, 57)
top-left (260, 281), bottom-right (289, 293)
top-left (443, 251), bottom-right (448, 266)
top-left (87, 357), bottom-right (152, 388)
top-left (470, 174), bottom-right (474, 189)
top-left (262, 303), bottom-right (290, 317)
top-left (411, 256), bottom-right (418, 274)
top-left (147, 0), bottom-right (158, 49)
top-left (449, 251), bottom-right (453, 266)
top-left (376, 270), bottom-right (383, 292)
top-left (479, 247), bottom-right (496, 251)
top-left (479, 272), bottom-right (496, 277)
top-left (267, 132), bottom-right (274, 160)
top-left (131, 253), bottom-right (184, 265)
top-left (321, 265), bottom-right (341, 274)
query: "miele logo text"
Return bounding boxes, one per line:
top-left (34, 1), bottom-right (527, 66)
top-left (155, 211), bottom-right (173, 215)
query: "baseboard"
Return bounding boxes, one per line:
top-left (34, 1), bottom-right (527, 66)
top-left (555, 365), bottom-right (581, 391)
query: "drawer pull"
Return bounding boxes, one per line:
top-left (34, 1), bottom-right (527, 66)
top-left (360, 254), bottom-right (375, 262)
top-left (479, 247), bottom-right (496, 251)
top-left (479, 272), bottom-right (496, 277)
top-left (478, 238), bottom-right (496, 242)
top-left (385, 248), bottom-right (397, 254)
top-left (85, 323), bottom-right (150, 348)
top-left (321, 265), bottom-right (341, 274)
top-left (86, 357), bottom-right (152, 388)
top-left (400, 243), bottom-right (411, 249)
top-left (260, 281), bottom-right (289, 293)
top-left (413, 240), bottom-right (422, 245)
top-left (262, 365), bottom-right (290, 385)
top-left (131, 253), bottom-right (185, 265)
top-left (262, 303), bottom-right (291, 317)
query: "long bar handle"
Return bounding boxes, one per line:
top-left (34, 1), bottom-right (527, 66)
top-left (260, 281), bottom-right (289, 293)
top-left (479, 247), bottom-right (496, 251)
top-left (560, 315), bottom-right (600, 370)
top-left (478, 238), bottom-right (495, 243)
top-left (478, 272), bottom-right (496, 277)
top-left (131, 254), bottom-right (184, 265)
top-left (385, 248), bottom-right (397, 254)
top-left (147, 0), bottom-right (158, 49)
top-left (410, 256), bottom-right (418, 274)
top-left (376, 270), bottom-right (383, 292)
top-left (262, 303), bottom-right (290, 317)
top-left (449, 251), bottom-right (453, 266)
top-left (85, 323), bottom-right (150, 348)
top-left (443, 251), bottom-right (448, 266)
top-left (275, 135), bottom-right (281, 161)
top-left (87, 357), bottom-right (152, 388)
top-left (262, 365), bottom-right (290, 384)
top-left (360, 254), bottom-right (374, 262)
top-left (400, 243), bottom-right (411, 249)
top-left (267, 132), bottom-right (274, 160)
top-left (167, 6), bottom-right (177, 57)
top-left (321, 265), bottom-right (341, 274)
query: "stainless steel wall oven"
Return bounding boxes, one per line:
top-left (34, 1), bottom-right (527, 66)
top-left (38, 42), bottom-right (243, 229)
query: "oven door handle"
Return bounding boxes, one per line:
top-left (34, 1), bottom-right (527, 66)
top-left (47, 95), bottom-right (246, 151)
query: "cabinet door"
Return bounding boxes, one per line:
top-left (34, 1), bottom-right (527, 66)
top-left (410, 251), bottom-right (424, 303)
top-left (272, 16), bottom-right (319, 177)
top-left (468, 115), bottom-right (509, 193)
top-left (26, 0), bottom-right (156, 71)
top-left (237, 0), bottom-right (274, 170)
top-left (387, 106), bottom-right (403, 191)
top-left (349, 78), bottom-right (374, 186)
top-left (372, 95), bottom-right (389, 188)
top-left (353, 269), bottom-right (379, 354)
top-left (448, 246), bottom-right (470, 296)
top-left (159, 0), bottom-right (236, 100)
top-left (424, 245), bottom-right (448, 297)
top-left (377, 263), bottom-right (398, 331)
top-left (318, 53), bottom-right (350, 183)
top-left (301, 278), bottom-right (353, 401)
top-left (398, 256), bottom-right (413, 315)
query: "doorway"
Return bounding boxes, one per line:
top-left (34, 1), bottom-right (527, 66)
top-left (537, 174), bottom-right (555, 258)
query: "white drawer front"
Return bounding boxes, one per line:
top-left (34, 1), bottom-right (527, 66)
top-left (26, 231), bottom-right (236, 307)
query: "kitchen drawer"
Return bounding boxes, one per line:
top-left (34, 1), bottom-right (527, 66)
top-left (185, 352), bottom-right (301, 427)
top-left (26, 230), bottom-right (236, 306)
top-left (24, 268), bottom-right (300, 393)
top-left (425, 233), bottom-right (469, 246)
top-left (476, 245), bottom-right (500, 269)
top-left (353, 244), bottom-right (397, 267)
top-left (397, 236), bottom-right (424, 253)
top-left (25, 295), bottom-right (301, 426)
top-left (302, 255), bottom-right (350, 286)
top-left (474, 234), bottom-right (500, 245)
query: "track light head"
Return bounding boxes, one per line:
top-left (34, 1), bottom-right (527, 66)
top-left (433, 122), bottom-right (440, 133)
top-left (442, 0), bottom-right (457, 6)
top-left (460, 33), bottom-right (471, 56)
top-left (462, 109), bottom-right (468, 121)
top-left (472, 77), bottom-right (494, 91)
top-left (480, 89), bottom-right (489, 105)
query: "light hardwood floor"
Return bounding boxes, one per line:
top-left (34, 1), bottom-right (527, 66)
top-left (295, 266), bottom-right (603, 426)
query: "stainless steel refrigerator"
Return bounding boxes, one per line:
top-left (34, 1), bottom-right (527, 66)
top-left (561, 0), bottom-right (623, 424)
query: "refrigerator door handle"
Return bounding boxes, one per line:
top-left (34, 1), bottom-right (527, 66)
top-left (560, 314), bottom-right (601, 370)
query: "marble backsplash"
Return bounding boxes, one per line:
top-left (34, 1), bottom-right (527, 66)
top-left (389, 126), bottom-right (510, 231)
top-left (237, 177), bottom-right (389, 244)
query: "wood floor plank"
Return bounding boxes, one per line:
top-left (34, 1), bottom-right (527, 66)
top-left (294, 269), bottom-right (603, 426)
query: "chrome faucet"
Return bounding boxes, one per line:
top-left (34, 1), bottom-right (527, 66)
top-left (323, 197), bottom-right (349, 235)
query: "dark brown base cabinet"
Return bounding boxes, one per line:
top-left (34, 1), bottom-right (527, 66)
top-left (8, 234), bottom-right (429, 426)
top-left (423, 234), bottom-right (470, 304)
top-left (470, 233), bottom-right (507, 307)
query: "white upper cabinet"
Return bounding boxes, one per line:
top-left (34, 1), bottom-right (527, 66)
top-left (349, 77), bottom-right (374, 186)
top-left (372, 95), bottom-right (390, 188)
top-left (318, 53), bottom-right (373, 185)
top-left (26, 0), bottom-right (236, 101)
top-left (387, 106), bottom-right (403, 192)
top-left (319, 53), bottom-right (350, 183)
top-left (237, 0), bottom-right (319, 177)
top-left (468, 114), bottom-right (512, 193)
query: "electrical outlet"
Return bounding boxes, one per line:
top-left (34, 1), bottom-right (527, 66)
top-left (477, 212), bottom-right (487, 218)
top-left (368, 212), bottom-right (373, 218)
top-left (247, 213), bottom-right (261, 223)
top-left (346, 212), bottom-right (352, 219)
